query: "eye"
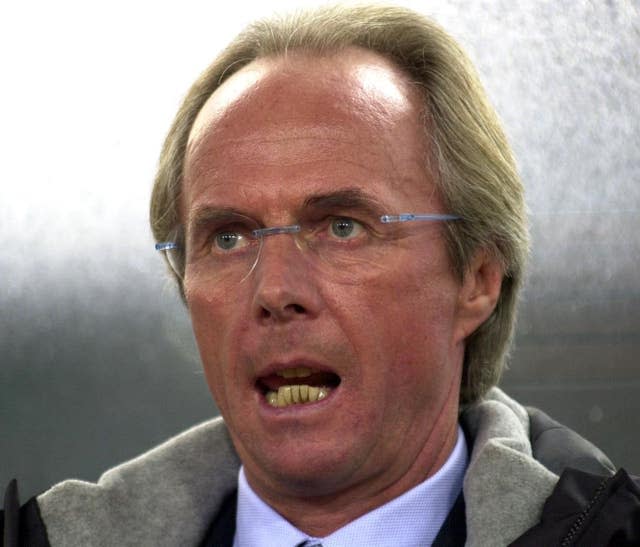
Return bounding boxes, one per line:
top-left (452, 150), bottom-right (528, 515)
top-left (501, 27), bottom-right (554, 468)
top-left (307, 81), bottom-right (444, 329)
top-left (211, 229), bottom-right (251, 253)
top-left (329, 217), bottom-right (364, 240)
top-left (214, 232), bottom-right (239, 250)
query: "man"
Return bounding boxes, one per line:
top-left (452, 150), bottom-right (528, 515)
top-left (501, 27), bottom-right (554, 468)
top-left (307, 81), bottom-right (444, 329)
top-left (2, 4), bottom-right (638, 546)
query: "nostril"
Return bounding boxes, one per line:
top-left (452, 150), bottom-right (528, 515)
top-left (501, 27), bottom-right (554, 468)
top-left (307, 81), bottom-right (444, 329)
top-left (259, 306), bottom-right (272, 320)
top-left (258, 302), bottom-right (307, 321)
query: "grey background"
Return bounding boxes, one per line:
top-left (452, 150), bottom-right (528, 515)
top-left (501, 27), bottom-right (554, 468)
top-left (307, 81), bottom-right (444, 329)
top-left (1, 0), bottom-right (639, 501)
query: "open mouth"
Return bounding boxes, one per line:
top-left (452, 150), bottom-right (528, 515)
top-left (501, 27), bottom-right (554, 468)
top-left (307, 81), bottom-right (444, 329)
top-left (257, 366), bottom-right (341, 408)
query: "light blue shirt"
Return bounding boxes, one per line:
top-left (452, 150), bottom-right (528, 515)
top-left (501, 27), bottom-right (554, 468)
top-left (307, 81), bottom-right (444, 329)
top-left (233, 426), bottom-right (468, 547)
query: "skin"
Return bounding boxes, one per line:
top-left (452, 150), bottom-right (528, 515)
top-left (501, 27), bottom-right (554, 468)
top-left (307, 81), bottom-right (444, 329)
top-left (181, 48), bottom-right (502, 536)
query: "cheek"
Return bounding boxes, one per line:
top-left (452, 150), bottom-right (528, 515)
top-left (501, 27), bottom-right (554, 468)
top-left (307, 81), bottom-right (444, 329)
top-left (186, 287), bottom-right (237, 407)
top-left (344, 268), bottom-right (459, 384)
top-left (186, 277), bottom-right (243, 348)
top-left (357, 268), bottom-right (458, 342)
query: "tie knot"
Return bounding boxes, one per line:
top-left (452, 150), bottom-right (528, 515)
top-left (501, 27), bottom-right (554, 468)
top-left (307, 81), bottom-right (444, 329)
top-left (296, 541), bottom-right (323, 547)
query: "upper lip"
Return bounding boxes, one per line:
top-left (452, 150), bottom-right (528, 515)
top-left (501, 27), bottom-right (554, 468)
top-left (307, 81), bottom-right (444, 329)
top-left (256, 358), bottom-right (339, 380)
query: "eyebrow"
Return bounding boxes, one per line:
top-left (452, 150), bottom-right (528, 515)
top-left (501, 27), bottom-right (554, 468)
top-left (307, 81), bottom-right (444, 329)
top-left (302, 188), bottom-right (386, 215)
top-left (187, 188), bottom-right (387, 233)
top-left (187, 207), bottom-right (248, 235)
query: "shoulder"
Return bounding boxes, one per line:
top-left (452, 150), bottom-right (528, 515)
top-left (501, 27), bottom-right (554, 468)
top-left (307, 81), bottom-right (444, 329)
top-left (461, 387), bottom-right (617, 477)
top-left (465, 390), bottom-right (640, 546)
top-left (511, 467), bottom-right (640, 545)
top-left (520, 407), bottom-right (640, 545)
top-left (460, 388), bottom-right (638, 545)
top-left (1, 480), bottom-right (50, 547)
top-left (526, 406), bottom-right (616, 476)
top-left (2, 417), bottom-right (241, 547)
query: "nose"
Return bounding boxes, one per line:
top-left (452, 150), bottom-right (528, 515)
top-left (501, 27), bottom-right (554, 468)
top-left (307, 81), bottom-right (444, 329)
top-left (250, 232), bottom-right (322, 323)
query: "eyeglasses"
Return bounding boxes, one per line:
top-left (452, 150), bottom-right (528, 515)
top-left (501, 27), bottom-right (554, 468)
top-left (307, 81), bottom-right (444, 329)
top-left (155, 212), bottom-right (460, 286)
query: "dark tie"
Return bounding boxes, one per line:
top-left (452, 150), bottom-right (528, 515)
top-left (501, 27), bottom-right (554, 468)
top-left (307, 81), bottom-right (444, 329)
top-left (295, 541), bottom-right (323, 547)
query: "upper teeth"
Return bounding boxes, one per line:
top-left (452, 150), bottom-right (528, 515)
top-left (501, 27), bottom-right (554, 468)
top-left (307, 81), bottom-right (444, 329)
top-left (266, 385), bottom-right (330, 407)
top-left (276, 367), bottom-right (313, 378)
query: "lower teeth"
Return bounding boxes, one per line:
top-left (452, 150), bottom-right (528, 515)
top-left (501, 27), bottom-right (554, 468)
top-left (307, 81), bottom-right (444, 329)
top-left (266, 385), bottom-right (330, 407)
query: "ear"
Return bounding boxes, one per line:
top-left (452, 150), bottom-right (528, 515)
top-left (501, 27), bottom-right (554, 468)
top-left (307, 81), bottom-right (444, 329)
top-left (453, 248), bottom-right (503, 343)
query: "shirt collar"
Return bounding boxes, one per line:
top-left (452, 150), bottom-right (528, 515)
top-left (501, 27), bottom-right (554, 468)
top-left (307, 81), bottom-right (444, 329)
top-left (234, 425), bottom-right (468, 547)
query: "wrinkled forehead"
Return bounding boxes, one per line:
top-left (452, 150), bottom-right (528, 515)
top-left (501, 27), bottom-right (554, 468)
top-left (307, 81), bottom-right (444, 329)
top-left (186, 47), bottom-right (426, 155)
top-left (181, 47), bottom-right (437, 222)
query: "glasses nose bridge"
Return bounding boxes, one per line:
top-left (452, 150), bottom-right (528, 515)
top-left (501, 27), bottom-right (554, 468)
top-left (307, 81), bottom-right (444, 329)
top-left (252, 224), bottom-right (301, 240)
top-left (251, 223), bottom-right (306, 270)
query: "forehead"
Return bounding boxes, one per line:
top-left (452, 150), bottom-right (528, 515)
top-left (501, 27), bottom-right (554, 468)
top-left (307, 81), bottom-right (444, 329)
top-left (182, 48), bottom-right (439, 220)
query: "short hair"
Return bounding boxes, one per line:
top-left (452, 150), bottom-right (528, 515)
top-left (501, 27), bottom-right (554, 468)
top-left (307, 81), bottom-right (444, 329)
top-left (150, 4), bottom-right (529, 406)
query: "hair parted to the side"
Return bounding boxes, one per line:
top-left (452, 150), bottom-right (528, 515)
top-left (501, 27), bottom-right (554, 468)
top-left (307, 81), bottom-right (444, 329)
top-left (150, 3), bottom-right (529, 406)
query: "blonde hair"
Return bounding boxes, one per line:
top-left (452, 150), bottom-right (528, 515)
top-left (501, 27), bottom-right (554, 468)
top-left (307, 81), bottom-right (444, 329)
top-left (150, 4), bottom-right (529, 405)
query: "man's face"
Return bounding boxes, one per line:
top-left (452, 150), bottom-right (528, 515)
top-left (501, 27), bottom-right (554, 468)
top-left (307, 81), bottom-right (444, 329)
top-left (182, 49), bottom-right (474, 505)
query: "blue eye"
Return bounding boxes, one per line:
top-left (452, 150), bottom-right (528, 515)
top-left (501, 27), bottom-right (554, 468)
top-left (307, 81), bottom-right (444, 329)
top-left (215, 232), bottom-right (239, 250)
top-left (329, 218), bottom-right (363, 239)
top-left (213, 231), bottom-right (251, 252)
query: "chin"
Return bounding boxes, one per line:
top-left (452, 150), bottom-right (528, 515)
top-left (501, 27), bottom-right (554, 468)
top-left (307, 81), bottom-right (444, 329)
top-left (242, 435), bottom-right (366, 497)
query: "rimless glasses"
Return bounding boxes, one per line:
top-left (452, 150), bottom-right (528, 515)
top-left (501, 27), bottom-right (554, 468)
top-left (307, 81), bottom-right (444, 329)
top-left (155, 212), bottom-right (460, 286)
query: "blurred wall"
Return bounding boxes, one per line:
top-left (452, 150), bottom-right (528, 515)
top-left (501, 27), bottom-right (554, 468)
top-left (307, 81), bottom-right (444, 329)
top-left (1, 0), bottom-right (638, 500)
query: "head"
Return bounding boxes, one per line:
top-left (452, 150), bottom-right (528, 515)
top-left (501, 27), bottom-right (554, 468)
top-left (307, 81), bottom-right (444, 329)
top-left (152, 8), bottom-right (526, 535)
top-left (151, 4), bottom-right (528, 406)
